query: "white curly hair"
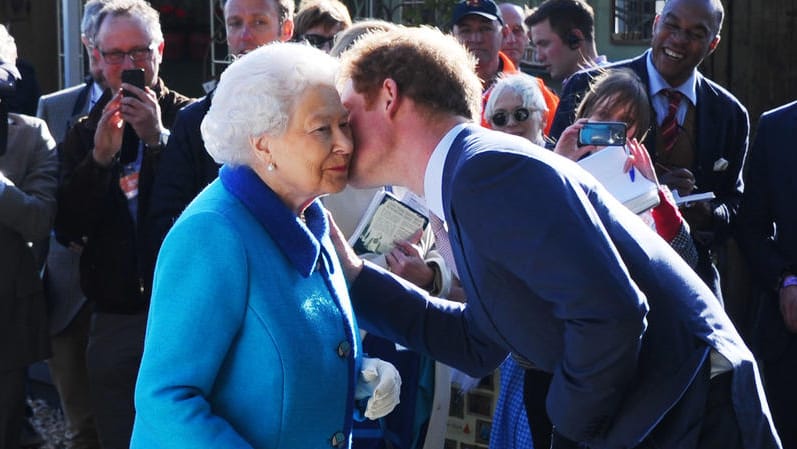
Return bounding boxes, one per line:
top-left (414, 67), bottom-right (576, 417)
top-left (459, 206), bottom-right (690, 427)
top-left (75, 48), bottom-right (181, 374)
top-left (201, 42), bottom-right (339, 167)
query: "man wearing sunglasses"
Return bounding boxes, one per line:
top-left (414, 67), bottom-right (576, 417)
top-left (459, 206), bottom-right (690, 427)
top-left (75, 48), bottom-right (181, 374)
top-left (54, 1), bottom-right (192, 448)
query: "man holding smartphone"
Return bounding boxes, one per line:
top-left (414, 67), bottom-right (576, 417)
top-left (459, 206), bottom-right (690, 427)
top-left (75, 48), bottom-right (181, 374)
top-left (54, 1), bottom-right (192, 448)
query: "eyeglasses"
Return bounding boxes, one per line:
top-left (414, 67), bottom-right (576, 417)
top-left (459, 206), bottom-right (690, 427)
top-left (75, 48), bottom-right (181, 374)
top-left (97, 46), bottom-right (154, 65)
top-left (490, 107), bottom-right (531, 127)
top-left (300, 34), bottom-right (335, 49)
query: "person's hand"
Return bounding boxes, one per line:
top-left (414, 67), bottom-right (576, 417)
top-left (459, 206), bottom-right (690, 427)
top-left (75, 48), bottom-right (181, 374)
top-left (120, 83), bottom-right (165, 147)
top-left (553, 118), bottom-right (596, 161)
top-left (386, 229), bottom-right (434, 288)
top-left (623, 138), bottom-right (657, 184)
top-left (780, 285), bottom-right (797, 333)
top-left (92, 92), bottom-right (125, 166)
top-left (354, 357), bottom-right (402, 420)
top-left (326, 211), bottom-right (363, 282)
top-left (657, 166), bottom-right (697, 196)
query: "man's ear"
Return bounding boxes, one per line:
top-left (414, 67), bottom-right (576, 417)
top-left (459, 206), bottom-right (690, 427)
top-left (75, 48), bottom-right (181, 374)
top-left (382, 78), bottom-right (400, 118)
top-left (281, 19), bottom-right (295, 42)
top-left (707, 34), bottom-right (721, 54)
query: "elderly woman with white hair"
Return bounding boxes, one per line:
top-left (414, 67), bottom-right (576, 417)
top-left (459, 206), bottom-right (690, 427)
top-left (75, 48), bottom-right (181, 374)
top-left (484, 73), bottom-right (549, 146)
top-left (130, 42), bottom-right (400, 449)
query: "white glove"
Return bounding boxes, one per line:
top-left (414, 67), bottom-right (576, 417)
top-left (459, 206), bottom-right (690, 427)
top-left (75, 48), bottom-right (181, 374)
top-left (354, 357), bottom-right (402, 420)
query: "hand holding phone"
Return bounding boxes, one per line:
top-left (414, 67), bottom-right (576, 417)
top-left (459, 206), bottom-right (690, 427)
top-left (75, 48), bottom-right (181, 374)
top-left (578, 121), bottom-right (627, 147)
top-left (121, 68), bottom-right (145, 97)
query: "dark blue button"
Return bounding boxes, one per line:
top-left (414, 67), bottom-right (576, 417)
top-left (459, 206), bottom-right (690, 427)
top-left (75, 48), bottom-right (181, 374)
top-left (337, 341), bottom-right (351, 358)
top-left (330, 431), bottom-right (346, 447)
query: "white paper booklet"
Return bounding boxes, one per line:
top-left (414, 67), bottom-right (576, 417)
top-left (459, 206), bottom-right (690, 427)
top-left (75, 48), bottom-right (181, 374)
top-left (577, 146), bottom-right (660, 214)
top-left (348, 190), bottom-right (429, 255)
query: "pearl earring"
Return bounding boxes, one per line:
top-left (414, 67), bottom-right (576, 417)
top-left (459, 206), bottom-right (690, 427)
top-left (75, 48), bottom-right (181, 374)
top-left (267, 162), bottom-right (275, 172)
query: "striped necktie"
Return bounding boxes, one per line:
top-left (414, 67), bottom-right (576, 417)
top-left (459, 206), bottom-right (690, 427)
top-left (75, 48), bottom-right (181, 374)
top-left (659, 89), bottom-right (683, 153)
top-left (429, 213), bottom-right (458, 278)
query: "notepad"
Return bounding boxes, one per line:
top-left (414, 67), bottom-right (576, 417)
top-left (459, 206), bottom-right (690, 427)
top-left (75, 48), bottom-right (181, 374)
top-left (577, 146), bottom-right (661, 214)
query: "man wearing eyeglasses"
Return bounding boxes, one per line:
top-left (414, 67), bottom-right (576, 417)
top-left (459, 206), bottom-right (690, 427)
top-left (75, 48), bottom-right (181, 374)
top-left (54, 1), bottom-right (192, 448)
top-left (35, 2), bottom-right (109, 448)
top-left (144, 0), bottom-right (294, 279)
top-left (550, 0), bottom-right (748, 311)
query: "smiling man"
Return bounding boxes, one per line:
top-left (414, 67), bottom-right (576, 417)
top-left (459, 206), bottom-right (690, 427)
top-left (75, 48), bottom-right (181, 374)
top-left (550, 0), bottom-right (748, 307)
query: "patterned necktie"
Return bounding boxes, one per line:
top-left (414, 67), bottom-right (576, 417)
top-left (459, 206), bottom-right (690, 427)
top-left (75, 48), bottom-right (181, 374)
top-left (659, 89), bottom-right (683, 153)
top-left (429, 213), bottom-right (458, 278)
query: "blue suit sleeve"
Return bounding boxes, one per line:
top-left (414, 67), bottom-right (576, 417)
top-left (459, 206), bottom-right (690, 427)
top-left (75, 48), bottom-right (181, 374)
top-left (350, 262), bottom-right (507, 378)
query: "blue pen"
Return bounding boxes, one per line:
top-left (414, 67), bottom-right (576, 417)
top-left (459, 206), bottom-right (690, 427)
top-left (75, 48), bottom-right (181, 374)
top-left (629, 165), bottom-right (635, 182)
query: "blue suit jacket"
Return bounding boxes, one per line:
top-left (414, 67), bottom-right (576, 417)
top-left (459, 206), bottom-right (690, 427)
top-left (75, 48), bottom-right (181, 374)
top-left (737, 100), bottom-right (797, 358)
top-left (351, 125), bottom-right (778, 448)
top-left (551, 51), bottom-right (749, 243)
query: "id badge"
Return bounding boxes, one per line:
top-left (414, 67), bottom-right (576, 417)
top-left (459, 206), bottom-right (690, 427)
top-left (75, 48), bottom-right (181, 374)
top-left (119, 171), bottom-right (139, 200)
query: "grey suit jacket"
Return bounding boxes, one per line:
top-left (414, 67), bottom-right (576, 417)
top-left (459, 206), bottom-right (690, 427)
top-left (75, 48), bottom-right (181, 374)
top-left (36, 81), bottom-right (93, 334)
top-left (37, 82), bottom-right (92, 145)
top-left (0, 113), bottom-right (57, 370)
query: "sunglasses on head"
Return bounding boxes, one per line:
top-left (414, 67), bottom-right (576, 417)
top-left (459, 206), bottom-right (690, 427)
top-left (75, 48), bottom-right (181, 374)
top-left (301, 34), bottom-right (335, 49)
top-left (490, 107), bottom-right (531, 127)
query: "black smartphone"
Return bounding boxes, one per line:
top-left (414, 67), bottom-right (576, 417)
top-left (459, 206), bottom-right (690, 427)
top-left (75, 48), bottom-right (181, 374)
top-left (578, 121), bottom-right (627, 147)
top-left (121, 68), bottom-right (145, 97)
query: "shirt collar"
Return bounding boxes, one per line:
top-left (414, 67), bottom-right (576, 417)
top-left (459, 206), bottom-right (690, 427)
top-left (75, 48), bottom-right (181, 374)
top-left (424, 123), bottom-right (469, 219)
top-left (89, 81), bottom-right (104, 109)
top-left (645, 50), bottom-right (698, 105)
top-left (220, 164), bottom-right (329, 277)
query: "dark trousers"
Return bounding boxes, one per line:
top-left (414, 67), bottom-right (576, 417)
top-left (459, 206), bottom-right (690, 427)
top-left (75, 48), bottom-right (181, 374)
top-left (761, 336), bottom-right (797, 449)
top-left (86, 311), bottom-right (147, 449)
top-left (523, 362), bottom-right (743, 449)
top-left (0, 368), bottom-right (26, 449)
top-left (523, 368), bottom-right (553, 449)
top-left (48, 304), bottom-right (100, 449)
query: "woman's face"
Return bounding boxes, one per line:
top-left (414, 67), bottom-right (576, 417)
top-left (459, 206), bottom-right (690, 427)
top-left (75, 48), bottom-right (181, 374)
top-left (489, 90), bottom-right (542, 143)
top-left (261, 84), bottom-right (353, 212)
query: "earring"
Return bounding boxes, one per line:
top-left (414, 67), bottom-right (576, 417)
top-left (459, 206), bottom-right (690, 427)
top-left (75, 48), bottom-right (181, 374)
top-left (267, 162), bottom-right (275, 172)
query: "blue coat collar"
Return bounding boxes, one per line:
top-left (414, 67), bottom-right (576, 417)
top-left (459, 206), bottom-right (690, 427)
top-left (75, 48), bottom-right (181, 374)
top-left (220, 165), bottom-right (329, 278)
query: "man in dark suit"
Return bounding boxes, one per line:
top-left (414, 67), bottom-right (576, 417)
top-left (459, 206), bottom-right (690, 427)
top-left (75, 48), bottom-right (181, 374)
top-left (549, 0), bottom-right (747, 304)
top-left (736, 100), bottom-right (797, 449)
top-left (144, 0), bottom-right (294, 273)
top-left (335, 26), bottom-right (781, 449)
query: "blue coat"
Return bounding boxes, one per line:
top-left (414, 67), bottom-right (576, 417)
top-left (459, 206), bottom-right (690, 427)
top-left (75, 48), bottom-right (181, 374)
top-left (132, 165), bottom-right (362, 449)
top-left (350, 125), bottom-right (779, 449)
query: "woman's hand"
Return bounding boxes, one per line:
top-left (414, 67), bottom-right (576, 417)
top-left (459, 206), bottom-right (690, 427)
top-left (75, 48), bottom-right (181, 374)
top-left (623, 138), bottom-right (658, 184)
top-left (326, 211), bottom-right (363, 283)
top-left (553, 118), bottom-right (596, 161)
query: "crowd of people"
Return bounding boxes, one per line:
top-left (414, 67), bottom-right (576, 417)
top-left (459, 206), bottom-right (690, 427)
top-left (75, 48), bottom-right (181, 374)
top-left (1, 0), bottom-right (794, 448)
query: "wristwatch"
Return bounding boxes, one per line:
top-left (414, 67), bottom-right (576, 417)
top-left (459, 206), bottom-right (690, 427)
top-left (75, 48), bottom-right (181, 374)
top-left (781, 274), bottom-right (797, 289)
